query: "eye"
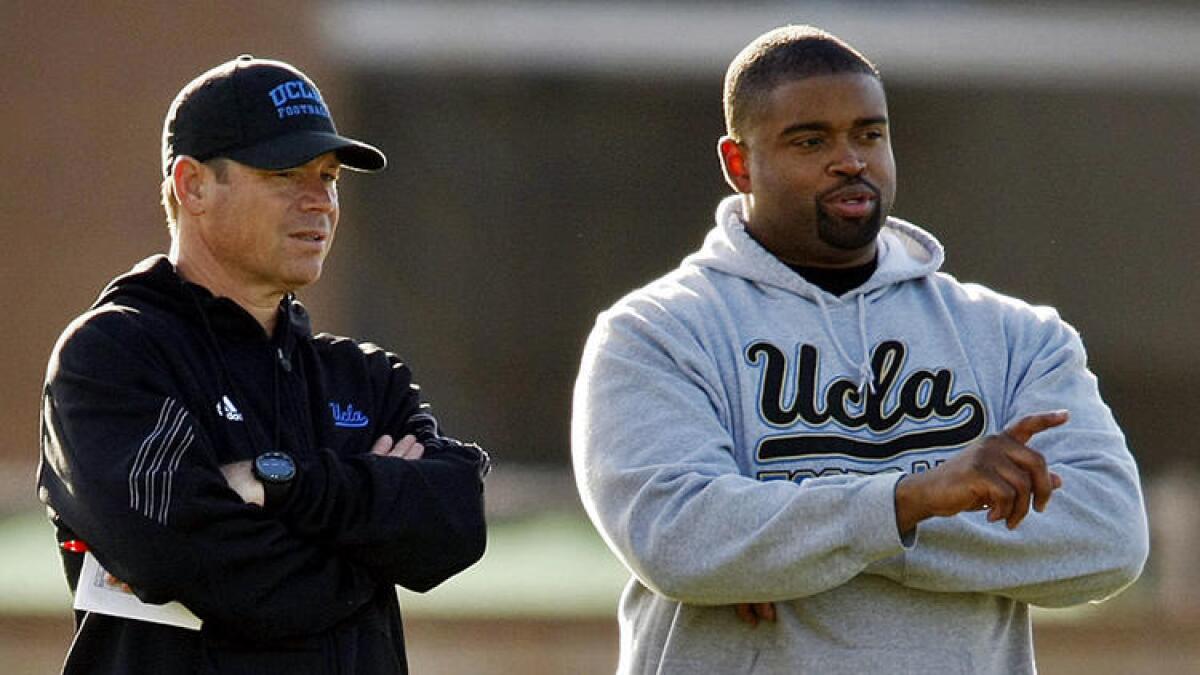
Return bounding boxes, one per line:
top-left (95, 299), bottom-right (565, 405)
top-left (322, 171), bottom-right (340, 183)
top-left (791, 136), bottom-right (824, 150)
top-left (860, 128), bottom-right (887, 142)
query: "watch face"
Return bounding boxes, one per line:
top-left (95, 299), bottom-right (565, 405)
top-left (255, 452), bottom-right (295, 483)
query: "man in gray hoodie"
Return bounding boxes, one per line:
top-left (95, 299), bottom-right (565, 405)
top-left (572, 25), bottom-right (1147, 674)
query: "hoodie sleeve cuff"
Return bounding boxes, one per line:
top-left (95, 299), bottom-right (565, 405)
top-left (854, 472), bottom-right (912, 559)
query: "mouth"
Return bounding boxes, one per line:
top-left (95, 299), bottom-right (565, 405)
top-left (821, 183), bottom-right (879, 220)
top-left (289, 231), bottom-right (328, 244)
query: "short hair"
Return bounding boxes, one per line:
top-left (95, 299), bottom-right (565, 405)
top-left (161, 157), bottom-right (232, 236)
top-left (723, 25), bottom-right (881, 141)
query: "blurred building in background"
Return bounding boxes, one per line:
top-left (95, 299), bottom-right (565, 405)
top-left (7, 0), bottom-right (1197, 483)
top-left (3, 2), bottom-right (1198, 672)
top-left (315, 1), bottom-right (1200, 477)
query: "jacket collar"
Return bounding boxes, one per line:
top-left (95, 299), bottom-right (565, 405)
top-left (97, 255), bottom-right (314, 346)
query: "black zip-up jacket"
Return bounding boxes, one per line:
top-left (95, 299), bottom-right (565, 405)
top-left (38, 256), bottom-right (489, 674)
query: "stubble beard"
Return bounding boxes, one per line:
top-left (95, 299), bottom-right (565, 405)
top-left (815, 195), bottom-right (886, 251)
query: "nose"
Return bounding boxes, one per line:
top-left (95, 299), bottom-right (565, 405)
top-left (301, 176), bottom-right (336, 214)
top-left (828, 145), bottom-right (867, 178)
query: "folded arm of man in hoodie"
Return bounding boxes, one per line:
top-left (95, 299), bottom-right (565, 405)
top-left (864, 303), bottom-right (1146, 608)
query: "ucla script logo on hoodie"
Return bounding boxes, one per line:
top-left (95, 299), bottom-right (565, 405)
top-left (746, 339), bottom-right (986, 482)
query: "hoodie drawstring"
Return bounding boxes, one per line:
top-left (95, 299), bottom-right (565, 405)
top-left (855, 294), bottom-right (875, 395)
top-left (814, 292), bottom-right (876, 396)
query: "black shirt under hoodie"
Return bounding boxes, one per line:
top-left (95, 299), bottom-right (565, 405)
top-left (38, 256), bottom-right (489, 675)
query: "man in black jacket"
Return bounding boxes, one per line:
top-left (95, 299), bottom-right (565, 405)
top-left (37, 55), bottom-right (490, 674)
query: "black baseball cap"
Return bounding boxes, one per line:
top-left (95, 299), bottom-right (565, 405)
top-left (162, 55), bottom-right (386, 177)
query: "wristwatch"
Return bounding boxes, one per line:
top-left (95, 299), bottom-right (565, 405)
top-left (252, 451), bottom-right (296, 508)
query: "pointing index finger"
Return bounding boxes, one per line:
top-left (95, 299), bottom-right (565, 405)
top-left (1004, 410), bottom-right (1069, 445)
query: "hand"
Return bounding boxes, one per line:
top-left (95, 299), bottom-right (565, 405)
top-left (104, 573), bottom-right (134, 594)
top-left (895, 410), bottom-right (1068, 534)
top-left (219, 460), bottom-right (264, 506)
top-left (370, 434), bottom-right (425, 460)
top-left (734, 602), bottom-right (776, 628)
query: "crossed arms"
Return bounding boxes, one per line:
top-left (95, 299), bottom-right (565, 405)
top-left (572, 307), bottom-right (1148, 615)
top-left (39, 314), bottom-right (488, 639)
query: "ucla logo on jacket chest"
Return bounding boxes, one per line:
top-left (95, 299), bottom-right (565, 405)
top-left (329, 402), bottom-right (369, 428)
top-left (744, 339), bottom-right (986, 478)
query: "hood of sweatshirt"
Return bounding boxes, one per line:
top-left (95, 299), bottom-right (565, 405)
top-left (683, 195), bottom-right (946, 392)
top-left (684, 195), bottom-right (945, 301)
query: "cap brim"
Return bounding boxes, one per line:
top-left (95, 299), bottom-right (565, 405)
top-left (223, 130), bottom-right (387, 173)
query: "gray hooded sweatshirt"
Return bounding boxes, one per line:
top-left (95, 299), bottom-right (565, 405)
top-left (572, 195), bottom-right (1148, 674)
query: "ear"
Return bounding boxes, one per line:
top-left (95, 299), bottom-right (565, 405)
top-left (172, 156), bottom-right (208, 217)
top-left (717, 136), bottom-right (751, 194)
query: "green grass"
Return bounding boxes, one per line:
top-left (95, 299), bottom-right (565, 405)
top-left (0, 511), bottom-right (74, 615)
top-left (0, 509), bottom-right (1149, 622)
top-left (398, 511), bottom-right (630, 618)
top-left (0, 510), bottom-right (630, 618)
